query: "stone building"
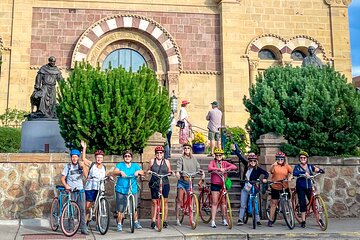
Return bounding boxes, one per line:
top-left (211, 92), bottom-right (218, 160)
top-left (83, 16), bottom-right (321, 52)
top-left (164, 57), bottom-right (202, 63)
top-left (0, 0), bottom-right (353, 130)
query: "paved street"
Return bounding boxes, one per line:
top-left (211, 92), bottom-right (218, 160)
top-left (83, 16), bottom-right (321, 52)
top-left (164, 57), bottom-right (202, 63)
top-left (1, 217), bottom-right (360, 240)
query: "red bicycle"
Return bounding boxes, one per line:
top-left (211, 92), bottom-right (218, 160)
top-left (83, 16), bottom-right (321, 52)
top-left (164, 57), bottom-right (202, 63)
top-left (291, 173), bottom-right (328, 231)
top-left (148, 171), bottom-right (173, 232)
top-left (177, 171), bottom-right (202, 229)
top-left (199, 170), bottom-right (236, 229)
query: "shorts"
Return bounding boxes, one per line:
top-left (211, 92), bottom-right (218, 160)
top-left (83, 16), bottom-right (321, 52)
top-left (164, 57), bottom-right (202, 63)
top-left (208, 130), bottom-right (220, 141)
top-left (210, 183), bottom-right (222, 192)
top-left (150, 184), bottom-right (170, 199)
top-left (85, 190), bottom-right (98, 202)
top-left (177, 179), bottom-right (191, 191)
top-left (270, 187), bottom-right (290, 200)
top-left (115, 192), bottom-right (139, 213)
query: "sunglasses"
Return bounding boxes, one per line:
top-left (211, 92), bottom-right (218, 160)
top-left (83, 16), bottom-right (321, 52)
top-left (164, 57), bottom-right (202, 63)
top-left (215, 154), bottom-right (222, 157)
top-left (300, 156), bottom-right (307, 159)
top-left (276, 158), bottom-right (285, 161)
top-left (249, 160), bottom-right (257, 163)
top-left (155, 151), bottom-right (164, 154)
top-left (183, 147), bottom-right (191, 150)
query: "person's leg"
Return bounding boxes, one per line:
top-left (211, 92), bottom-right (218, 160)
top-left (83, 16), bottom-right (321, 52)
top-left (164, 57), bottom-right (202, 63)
top-left (115, 192), bottom-right (126, 231)
top-left (176, 187), bottom-right (185, 224)
top-left (75, 191), bottom-right (88, 233)
top-left (208, 131), bottom-right (215, 156)
top-left (163, 184), bottom-right (170, 223)
top-left (214, 132), bottom-right (221, 149)
top-left (211, 191), bottom-right (219, 224)
top-left (238, 188), bottom-right (249, 223)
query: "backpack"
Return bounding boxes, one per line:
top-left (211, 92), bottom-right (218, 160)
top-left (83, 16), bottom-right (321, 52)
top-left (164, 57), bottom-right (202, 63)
top-left (65, 162), bottom-right (83, 182)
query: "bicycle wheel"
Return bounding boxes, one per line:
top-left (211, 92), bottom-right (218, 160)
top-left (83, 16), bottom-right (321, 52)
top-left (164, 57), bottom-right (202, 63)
top-left (179, 192), bottom-right (186, 224)
top-left (156, 196), bottom-right (165, 232)
top-left (96, 197), bottom-right (110, 235)
top-left (128, 195), bottom-right (135, 233)
top-left (243, 206), bottom-right (249, 224)
top-left (199, 189), bottom-right (212, 223)
top-left (280, 199), bottom-right (295, 230)
top-left (50, 197), bottom-right (60, 231)
top-left (291, 191), bottom-right (302, 224)
top-left (313, 196), bottom-right (328, 231)
top-left (252, 198), bottom-right (256, 229)
top-left (189, 194), bottom-right (199, 229)
top-left (60, 201), bottom-right (80, 237)
top-left (224, 194), bottom-right (233, 229)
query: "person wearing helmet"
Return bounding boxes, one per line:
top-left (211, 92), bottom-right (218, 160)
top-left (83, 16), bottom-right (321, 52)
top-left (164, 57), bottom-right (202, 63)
top-left (293, 150), bottom-right (325, 228)
top-left (146, 146), bottom-right (173, 229)
top-left (231, 147), bottom-right (269, 226)
top-left (207, 147), bottom-right (237, 228)
top-left (60, 148), bottom-right (89, 235)
top-left (268, 151), bottom-right (293, 227)
top-left (113, 150), bottom-right (144, 232)
top-left (80, 140), bottom-right (107, 227)
top-left (175, 142), bottom-right (204, 226)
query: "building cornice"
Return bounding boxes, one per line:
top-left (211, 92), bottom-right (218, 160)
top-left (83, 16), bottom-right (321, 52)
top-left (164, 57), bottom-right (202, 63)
top-left (324, 0), bottom-right (352, 7)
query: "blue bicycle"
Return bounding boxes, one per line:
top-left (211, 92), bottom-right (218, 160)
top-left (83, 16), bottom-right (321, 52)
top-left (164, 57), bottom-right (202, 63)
top-left (240, 180), bottom-right (262, 229)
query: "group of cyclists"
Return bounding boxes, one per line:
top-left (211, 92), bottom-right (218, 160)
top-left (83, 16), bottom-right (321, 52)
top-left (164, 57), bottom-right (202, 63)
top-left (60, 140), bottom-right (325, 235)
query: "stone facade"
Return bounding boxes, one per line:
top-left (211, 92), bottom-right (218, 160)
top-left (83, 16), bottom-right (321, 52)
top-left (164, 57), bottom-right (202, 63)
top-left (0, 0), bottom-right (353, 130)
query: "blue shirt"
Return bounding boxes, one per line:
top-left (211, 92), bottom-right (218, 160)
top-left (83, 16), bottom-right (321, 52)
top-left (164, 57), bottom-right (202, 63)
top-left (115, 162), bottom-right (141, 194)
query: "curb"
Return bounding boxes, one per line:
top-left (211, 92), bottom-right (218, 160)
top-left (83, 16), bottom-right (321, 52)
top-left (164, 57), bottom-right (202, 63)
top-left (21, 218), bottom-right (50, 227)
top-left (0, 219), bottom-right (19, 226)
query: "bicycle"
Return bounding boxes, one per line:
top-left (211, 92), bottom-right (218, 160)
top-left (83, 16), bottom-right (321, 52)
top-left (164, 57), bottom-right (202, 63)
top-left (86, 176), bottom-right (112, 235)
top-left (50, 186), bottom-right (81, 237)
top-left (177, 171), bottom-right (202, 229)
top-left (199, 170), bottom-right (236, 229)
top-left (148, 171), bottom-right (173, 232)
top-left (291, 172), bottom-right (328, 231)
top-left (240, 179), bottom-right (262, 229)
top-left (266, 178), bottom-right (295, 229)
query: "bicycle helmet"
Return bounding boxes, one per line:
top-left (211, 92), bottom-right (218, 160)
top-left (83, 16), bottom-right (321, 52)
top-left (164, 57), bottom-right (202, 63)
top-left (247, 152), bottom-right (258, 160)
top-left (155, 146), bottom-right (164, 152)
top-left (275, 151), bottom-right (286, 158)
top-left (94, 149), bottom-right (105, 156)
top-left (183, 142), bottom-right (192, 148)
top-left (299, 150), bottom-right (309, 157)
top-left (214, 148), bottom-right (224, 154)
top-left (70, 149), bottom-right (81, 157)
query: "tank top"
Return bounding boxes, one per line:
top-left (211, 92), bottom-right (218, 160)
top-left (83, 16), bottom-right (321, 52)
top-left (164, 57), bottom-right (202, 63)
top-left (150, 159), bottom-right (169, 185)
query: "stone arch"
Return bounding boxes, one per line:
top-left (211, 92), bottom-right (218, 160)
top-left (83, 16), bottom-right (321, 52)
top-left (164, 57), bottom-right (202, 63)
top-left (71, 14), bottom-right (182, 72)
top-left (288, 35), bottom-right (329, 61)
top-left (246, 34), bottom-right (287, 60)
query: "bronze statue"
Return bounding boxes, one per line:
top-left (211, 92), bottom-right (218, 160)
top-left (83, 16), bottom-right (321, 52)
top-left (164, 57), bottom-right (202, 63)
top-left (29, 56), bottom-right (62, 119)
top-left (302, 46), bottom-right (323, 68)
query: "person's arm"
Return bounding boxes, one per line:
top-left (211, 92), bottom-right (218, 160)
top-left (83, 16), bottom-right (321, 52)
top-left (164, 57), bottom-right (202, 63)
top-left (146, 159), bottom-right (154, 173)
top-left (61, 165), bottom-right (71, 190)
top-left (269, 162), bottom-right (278, 174)
top-left (206, 111), bottom-right (210, 121)
top-left (259, 167), bottom-right (269, 179)
top-left (113, 163), bottom-right (126, 177)
top-left (208, 160), bottom-right (218, 172)
top-left (135, 163), bottom-right (144, 176)
top-left (287, 164), bottom-right (294, 180)
top-left (293, 165), bottom-right (304, 177)
top-left (80, 140), bottom-right (92, 167)
top-left (165, 159), bottom-right (173, 173)
top-left (231, 144), bottom-right (248, 166)
top-left (224, 161), bottom-right (237, 171)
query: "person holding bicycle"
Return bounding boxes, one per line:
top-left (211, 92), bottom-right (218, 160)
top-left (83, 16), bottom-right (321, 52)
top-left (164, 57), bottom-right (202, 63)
top-left (207, 147), bottom-right (237, 228)
top-left (60, 149), bottom-right (89, 235)
top-left (147, 146), bottom-right (173, 229)
top-left (268, 151), bottom-right (293, 227)
top-left (232, 147), bottom-right (269, 226)
top-left (293, 150), bottom-right (325, 228)
top-left (175, 142), bottom-right (204, 226)
top-left (113, 150), bottom-right (144, 232)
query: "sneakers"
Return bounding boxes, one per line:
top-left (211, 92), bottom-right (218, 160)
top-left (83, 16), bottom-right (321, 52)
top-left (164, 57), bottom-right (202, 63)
top-left (301, 221), bottom-right (306, 228)
top-left (117, 223), bottom-right (123, 232)
top-left (267, 220), bottom-right (273, 227)
top-left (134, 221), bottom-right (142, 229)
top-left (163, 221), bottom-right (169, 228)
top-left (257, 221), bottom-right (262, 226)
top-left (318, 219), bottom-right (324, 226)
top-left (80, 227), bottom-right (90, 235)
top-left (210, 220), bottom-right (216, 228)
top-left (176, 219), bottom-right (181, 226)
top-left (151, 221), bottom-right (156, 229)
top-left (237, 219), bottom-right (244, 225)
top-left (222, 219), bottom-right (228, 226)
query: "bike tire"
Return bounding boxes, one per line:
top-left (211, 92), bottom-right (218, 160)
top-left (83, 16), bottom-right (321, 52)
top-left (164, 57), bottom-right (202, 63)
top-left (179, 192), bottom-right (186, 224)
top-left (225, 194), bottom-right (233, 229)
top-left (244, 207), bottom-right (249, 224)
top-left (291, 191), bottom-right (302, 224)
top-left (280, 199), bottom-right (295, 230)
top-left (156, 196), bottom-right (165, 232)
top-left (189, 194), bottom-right (199, 229)
top-left (60, 201), bottom-right (80, 237)
top-left (50, 197), bottom-right (60, 231)
top-left (199, 189), bottom-right (212, 223)
top-left (129, 195), bottom-right (135, 233)
top-left (252, 198), bottom-right (256, 229)
top-left (96, 197), bottom-right (110, 235)
top-left (313, 196), bottom-right (328, 231)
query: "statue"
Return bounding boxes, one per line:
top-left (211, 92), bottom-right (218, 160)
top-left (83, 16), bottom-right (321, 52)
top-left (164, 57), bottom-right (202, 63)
top-left (302, 46), bottom-right (323, 68)
top-left (29, 56), bottom-right (62, 119)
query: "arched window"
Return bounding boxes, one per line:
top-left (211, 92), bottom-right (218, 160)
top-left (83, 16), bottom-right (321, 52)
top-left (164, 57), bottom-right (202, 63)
top-left (291, 50), bottom-right (306, 61)
top-left (258, 49), bottom-right (276, 60)
top-left (102, 48), bottom-right (146, 71)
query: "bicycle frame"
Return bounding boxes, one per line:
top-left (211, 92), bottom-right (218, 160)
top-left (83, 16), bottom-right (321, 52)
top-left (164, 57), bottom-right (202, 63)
top-left (240, 179), bottom-right (261, 229)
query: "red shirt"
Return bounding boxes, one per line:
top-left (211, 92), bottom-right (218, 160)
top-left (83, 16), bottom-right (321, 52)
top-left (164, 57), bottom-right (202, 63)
top-left (208, 160), bottom-right (237, 186)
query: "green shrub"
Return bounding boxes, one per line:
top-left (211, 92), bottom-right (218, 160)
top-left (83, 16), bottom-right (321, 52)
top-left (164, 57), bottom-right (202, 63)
top-left (223, 127), bottom-right (248, 157)
top-left (0, 127), bottom-right (21, 152)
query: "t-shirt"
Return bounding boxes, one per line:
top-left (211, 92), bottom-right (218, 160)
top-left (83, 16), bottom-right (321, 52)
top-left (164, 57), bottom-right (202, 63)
top-left (115, 162), bottom-right (141, 194)
top-left (206, 108), bottom-right (222, 133)
top-left (179, 107), bottom-right (189, 127)
top-left (270, 163), bottom-right (293, 190)
top-left (84, 164), bottom-right (106, 190)
top-left (62, 163), bottom-right (84, 190)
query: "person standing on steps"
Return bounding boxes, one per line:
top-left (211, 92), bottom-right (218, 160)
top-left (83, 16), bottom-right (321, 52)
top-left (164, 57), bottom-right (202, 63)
top-left (206, 101), bottom-right (222, 157)
top-left (178, 100), bottom-right (192, 144)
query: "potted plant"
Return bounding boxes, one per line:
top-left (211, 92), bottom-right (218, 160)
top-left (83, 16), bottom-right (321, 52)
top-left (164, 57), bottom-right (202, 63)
top-left (192, 131), bottom-right (206, 154)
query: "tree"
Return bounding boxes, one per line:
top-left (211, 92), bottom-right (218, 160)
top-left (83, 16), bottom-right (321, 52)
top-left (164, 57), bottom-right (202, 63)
top-left (57, 63), bottom-right (171, 154)
top-left (243, 65), bottom-right (360, 156)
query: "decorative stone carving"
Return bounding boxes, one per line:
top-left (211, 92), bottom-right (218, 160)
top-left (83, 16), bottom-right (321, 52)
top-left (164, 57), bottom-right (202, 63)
top-left (324, 0), bottom-right (352, 7)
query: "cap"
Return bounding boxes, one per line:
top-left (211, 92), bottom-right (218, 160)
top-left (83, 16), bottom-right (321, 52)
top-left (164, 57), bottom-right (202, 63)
top-left (181, 100), bottom-right (190, 105)
top-left (211, 101), bottom-right (218, 106)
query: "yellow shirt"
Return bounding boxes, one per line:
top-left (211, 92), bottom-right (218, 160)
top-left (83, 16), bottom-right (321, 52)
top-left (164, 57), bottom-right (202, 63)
top-left (270, 163), bottom-right (293, 190)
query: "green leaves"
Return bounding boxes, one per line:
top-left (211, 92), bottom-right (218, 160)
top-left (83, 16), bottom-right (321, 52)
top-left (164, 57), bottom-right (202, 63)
top-left (244, 65), bottom-right (360, 156)
top-left (57, 63), bottom-right (171, 154)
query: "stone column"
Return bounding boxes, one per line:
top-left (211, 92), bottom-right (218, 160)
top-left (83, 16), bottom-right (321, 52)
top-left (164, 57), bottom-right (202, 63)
top-left (249, 59), bottom-right (259, 85)
top-left (256, 132), bottom-right (288, 170)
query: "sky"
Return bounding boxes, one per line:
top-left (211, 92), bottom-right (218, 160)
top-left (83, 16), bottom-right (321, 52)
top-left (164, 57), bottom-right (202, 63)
top-left (349, 0), bottom-right (360, 77)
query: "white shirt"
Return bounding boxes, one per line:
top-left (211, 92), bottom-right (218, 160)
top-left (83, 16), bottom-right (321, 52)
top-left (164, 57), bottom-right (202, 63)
top-left (179, 107), bottom-right (189, 126)
top-left (85, 164), bottom-right (106, 190)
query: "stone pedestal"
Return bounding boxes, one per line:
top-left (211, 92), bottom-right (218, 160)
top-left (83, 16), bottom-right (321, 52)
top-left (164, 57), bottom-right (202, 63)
top-left (20, 120), bottom-right (66, 153)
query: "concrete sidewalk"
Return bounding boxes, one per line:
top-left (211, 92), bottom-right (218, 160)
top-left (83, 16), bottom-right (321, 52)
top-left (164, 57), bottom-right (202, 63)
top-left (1, 218), bottom-right (360, 240)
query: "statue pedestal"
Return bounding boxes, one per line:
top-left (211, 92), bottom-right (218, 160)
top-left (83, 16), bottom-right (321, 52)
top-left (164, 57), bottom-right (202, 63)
top-left (20, 120), bottom-right (66, 153)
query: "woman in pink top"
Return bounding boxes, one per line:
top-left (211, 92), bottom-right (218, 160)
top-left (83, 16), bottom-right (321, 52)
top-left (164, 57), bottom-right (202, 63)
top-left (207, 148), bottom-right (237, 228)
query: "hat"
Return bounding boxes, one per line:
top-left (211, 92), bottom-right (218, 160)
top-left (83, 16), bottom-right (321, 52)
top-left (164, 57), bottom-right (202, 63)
top-left (211, 101), bottom-right (218, 106)
top-left (181, 100), bottom-right (190, 105)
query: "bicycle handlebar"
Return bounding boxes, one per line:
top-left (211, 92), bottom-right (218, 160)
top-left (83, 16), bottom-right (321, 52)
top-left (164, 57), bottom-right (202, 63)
top-left (294, 172), bottom-right (324, 180)
top-left (179, 170), bottom-right (203, 177)
top-left (239, 179), bottom-right (263, 184)
top-left (148, 171), bottom-right (173, 178)
top-left (268, 178), bottom-right (290, 185)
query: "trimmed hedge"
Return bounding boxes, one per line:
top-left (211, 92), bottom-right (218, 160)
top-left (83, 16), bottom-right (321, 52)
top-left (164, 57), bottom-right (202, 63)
top-left (0, 127), bottom-right (21, 153)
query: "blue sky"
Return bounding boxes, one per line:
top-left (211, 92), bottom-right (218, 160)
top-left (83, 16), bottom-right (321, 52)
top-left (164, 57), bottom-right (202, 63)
top-left (350, 0), bottom-right (360, 77)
